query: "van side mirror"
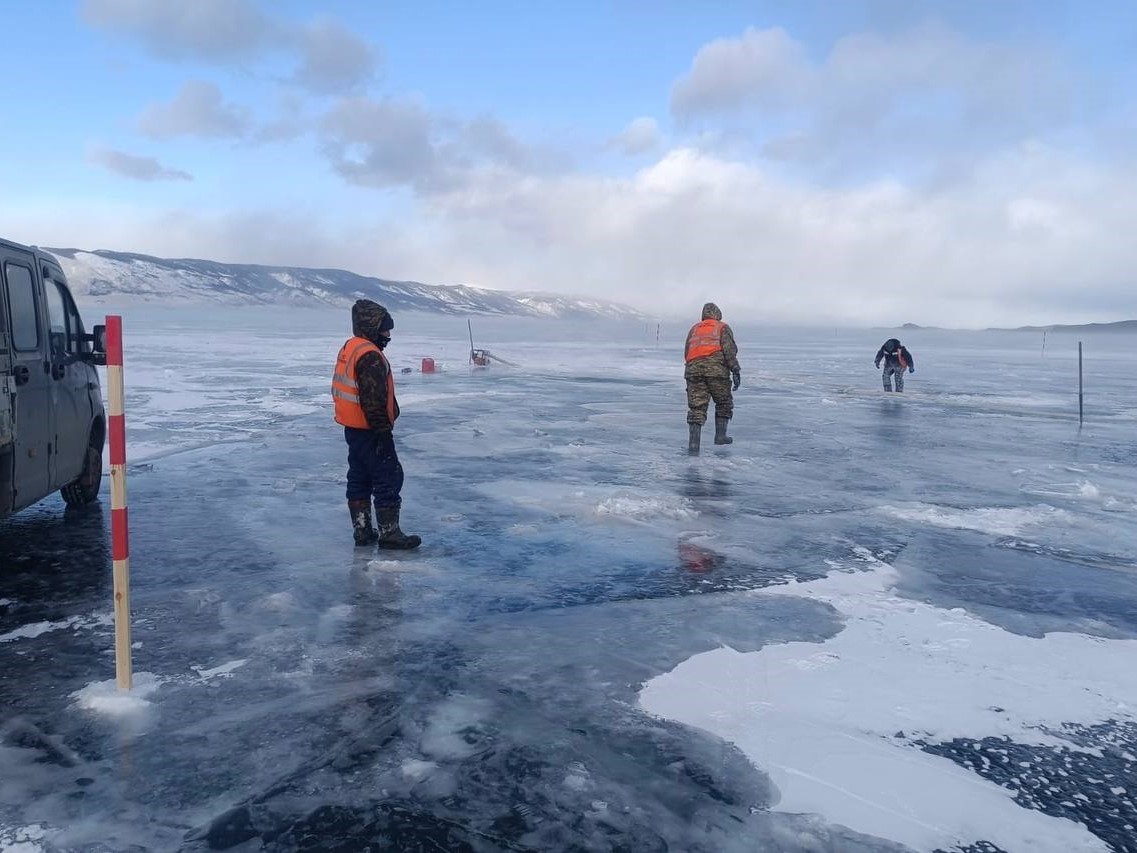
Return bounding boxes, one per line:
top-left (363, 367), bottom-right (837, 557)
top-left (80, 324), bottom-right (108, 366)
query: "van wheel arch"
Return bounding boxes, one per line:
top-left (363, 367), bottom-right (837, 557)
top-left (60, 419), bottom-right (104, 507)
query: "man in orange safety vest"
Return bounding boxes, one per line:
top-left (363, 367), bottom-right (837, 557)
top-left (332, 299), bottom-right (421, 549)
top-left (684, 302), bottom-right (742, 455)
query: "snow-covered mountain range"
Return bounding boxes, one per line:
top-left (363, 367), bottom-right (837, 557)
top-left (47, 248), bottom-right (646, 320)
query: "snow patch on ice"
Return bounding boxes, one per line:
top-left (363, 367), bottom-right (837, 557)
top-left (0, 598), bottom-right (13, 607)
top-left (563, 761), bottom-right (593, 792)
top-left (595, 494), bottom-right (698, 521)
top-left (72, 672), bottom-right (164, 718)
top-left (366, 559), bottom-right (418, 573)
top-left (316, 604), bottom-right (355, 643)
top-left (0, 615), bottom-right (90, 643)
top-left (880, 502), bottom-right (1068, 536)
top-left (191, 659), bottom-right (247, 680)
top-left (258, 398), bottom-right (319, 416)
top-left (401, 759), bottom-right (438, 781)
top-left (475, 480), bottom-right (698, 524)
top-left (1020, 479), bottom-right (1137, 511)
top-left (0, 823), bottom-right (48, 853)
top-left (257, 592), bottom-right (298, 612)
top-left (420, 694), bottom-right (491, 761)
top-left (640, 557), bottom-right (1134, 853)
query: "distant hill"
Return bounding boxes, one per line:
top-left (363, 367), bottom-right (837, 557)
top-left (880, 320), bottom-right (1137, 333)
top-left (998, 320), bottom-right (1137, 333)
top-left (871, 323), bottom-right (946, 332)
top-left (46, 248), bottom-right (646, 320)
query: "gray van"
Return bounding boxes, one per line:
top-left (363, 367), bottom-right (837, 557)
top-left (1, 237), bottom-right (107, 517)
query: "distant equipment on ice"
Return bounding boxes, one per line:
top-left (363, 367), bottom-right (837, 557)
top-left (467, 319), bottom-right (518, 368)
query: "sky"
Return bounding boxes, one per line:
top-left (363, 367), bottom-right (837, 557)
top-left (1, 0), bottom-right (1136, 326)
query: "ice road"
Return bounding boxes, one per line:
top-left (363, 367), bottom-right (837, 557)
top-left (2, 309), bottom-right (1135, 852)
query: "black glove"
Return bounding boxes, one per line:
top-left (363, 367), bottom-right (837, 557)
top-left (908, 366), bottom-right (914, 374)
top-left (375, 430), bottom-right (395, 458)
top-left (874, 361), bottom-right (881, 369)
top-left (731, 371), bottom-right (741, 391)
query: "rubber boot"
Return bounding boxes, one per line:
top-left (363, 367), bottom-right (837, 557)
top-left (688, 423), bottom-right (701, 456)
top-left (714, 417), bottom-right (733, 445)
top-left (375, 504), bottom-right (422, 550)
top-left (349, 499), bottom-right (378, 546)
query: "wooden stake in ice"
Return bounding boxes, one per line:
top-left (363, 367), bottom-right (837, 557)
top-left (106, 315), bottom-right (133, 690)
top-left (1078, 340), bottom-right (1084, 426)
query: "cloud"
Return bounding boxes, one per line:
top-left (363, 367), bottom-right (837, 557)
top-left (671, 27), bottom-right (809, 117)
top-left (81, 0), bottom-right (276, 62)
top-left (670, 25), bottom-right (1074, 177)
top-left (320, 97), bottom-right (558, 192)
top-left (88, 147), bottom-right (192, 181)
top-left (461, 116), bottom-right (547, 172)
top-left (609, 118), bottom-right (661, 156)
top-left (321, 97), bottom-right (439, 190)
top-left (83, 0), bottom-right (379, 97)
top-left (253, 94), bottom-right (311, 143)
top-left (137, 81), bottom-right (250, 140)
top-left (292, 17), bottom-right (378, 94)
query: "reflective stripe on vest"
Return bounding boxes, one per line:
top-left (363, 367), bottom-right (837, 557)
top-left (685, 319), bottom-right (725, 363)
top-left (332, 336), bottom-right (398, 429)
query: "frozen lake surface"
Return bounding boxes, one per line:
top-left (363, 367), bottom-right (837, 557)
top-left (2, 308), bottom-right (1135, 852)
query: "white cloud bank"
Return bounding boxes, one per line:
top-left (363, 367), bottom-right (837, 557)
top-left (9, 140), bottom-right (1137, 326)
top-left (379, 143), bottom-right (1137, 327)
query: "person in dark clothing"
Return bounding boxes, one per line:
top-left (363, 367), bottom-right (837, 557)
top-left (874, 338), bottom-right (915, 392)
top-left (332, 299), bottom-right (420, 549)
top-left (684, 302), bottom-right (742, 454)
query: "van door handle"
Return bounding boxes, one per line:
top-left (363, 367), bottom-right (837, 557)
top-left (13, 365), bottom-right (30, 386)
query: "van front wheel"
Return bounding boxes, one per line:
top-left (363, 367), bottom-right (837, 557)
top-left (61, 443), bottom-right (102, 507)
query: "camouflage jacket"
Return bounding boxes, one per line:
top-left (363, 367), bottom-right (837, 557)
top-left (356, 351), bottom-right (399, 434)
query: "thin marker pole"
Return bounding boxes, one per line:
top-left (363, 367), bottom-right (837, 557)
top-left (1078, 340), bottom-right (1084, 426)
top-left (106, 315), bottom-right (133, 690)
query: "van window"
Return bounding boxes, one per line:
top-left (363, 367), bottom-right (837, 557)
top-left (64, 288), bottom-right (90, 354)
top-left (45, 277), bottom-right (68, 354)
top-left (4, 263), bottom-right (39, 351)
top-left (54, 284), bottom-right (89, 354)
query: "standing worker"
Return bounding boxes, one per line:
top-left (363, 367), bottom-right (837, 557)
top-left (874, 338), bottom-right (915, 393)
top-left (332, 299), bottom-right (421, 549)
top-left (684, 302), bottom-right (742, 455)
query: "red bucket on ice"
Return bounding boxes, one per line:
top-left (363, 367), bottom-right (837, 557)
top-left (422, 357), bottom-right (436, 373)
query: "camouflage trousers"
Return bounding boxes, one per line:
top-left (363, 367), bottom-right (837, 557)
top-left (882, 365), bottom-right (905, 392)
top-left (686, 375), bottom-right (734, 425)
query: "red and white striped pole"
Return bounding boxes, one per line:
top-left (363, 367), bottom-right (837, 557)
top-left (106, 315), bottom-right (133, 690)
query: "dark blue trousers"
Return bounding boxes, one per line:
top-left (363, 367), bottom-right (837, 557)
top-left (344, 427), bottom-right (404, 507)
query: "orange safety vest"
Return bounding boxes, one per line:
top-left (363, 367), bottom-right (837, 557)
top-left (685, 319), bottom-right (725, 363)
top-left (332, 336), bottom-right (398, 429)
